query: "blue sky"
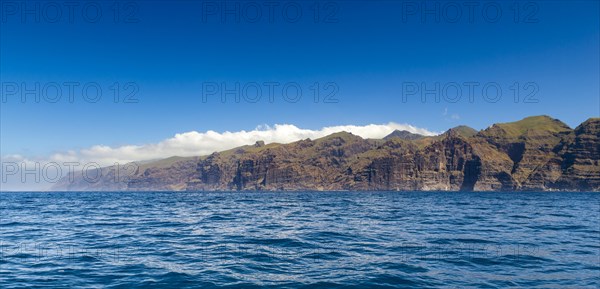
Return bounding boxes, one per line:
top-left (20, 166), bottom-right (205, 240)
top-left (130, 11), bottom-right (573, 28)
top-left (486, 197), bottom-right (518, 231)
top-left (1, 0), bottom-right (599, 159)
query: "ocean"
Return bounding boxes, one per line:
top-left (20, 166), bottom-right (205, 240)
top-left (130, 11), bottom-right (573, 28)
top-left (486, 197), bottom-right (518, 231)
top-left (1, 191), bottom-right (599, 288)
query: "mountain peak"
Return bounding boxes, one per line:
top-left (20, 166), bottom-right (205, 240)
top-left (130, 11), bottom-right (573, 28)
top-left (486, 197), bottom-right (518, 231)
top-left (481, 115), bottom-right (571, 138)
top-left (575, 117), bottom-right (600, 134)
top-left (445, 126), bottom-right (478, 138)
top-left (383, 130), bottom-right (424, 141)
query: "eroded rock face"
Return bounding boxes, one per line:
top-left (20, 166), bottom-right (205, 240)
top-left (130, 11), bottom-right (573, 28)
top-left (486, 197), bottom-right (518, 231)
top-left (353, 134), bottom-right (478, 191)
top-left (553, 118), bottom-right (600, 190)
top-left (53, 116), bottom-right (600, 192)
top-left (475, 116), bottom-right (574, 191)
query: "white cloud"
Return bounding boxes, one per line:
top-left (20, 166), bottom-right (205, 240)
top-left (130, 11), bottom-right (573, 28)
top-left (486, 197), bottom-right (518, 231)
top-left (442, 108), bottom-right (460, 121)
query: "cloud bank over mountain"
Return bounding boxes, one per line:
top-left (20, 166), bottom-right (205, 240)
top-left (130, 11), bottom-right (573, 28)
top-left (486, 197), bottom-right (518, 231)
top-left (1, 122), bottom-right (438, 190)
top-left (41, 122), bottom-right (438, 166)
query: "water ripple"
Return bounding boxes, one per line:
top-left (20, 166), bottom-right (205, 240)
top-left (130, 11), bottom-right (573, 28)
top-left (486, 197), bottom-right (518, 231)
top-left (1, 191), bottom-right (599, 288)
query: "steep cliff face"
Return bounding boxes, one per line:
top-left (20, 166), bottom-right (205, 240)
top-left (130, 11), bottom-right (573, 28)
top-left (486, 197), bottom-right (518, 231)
top-left (128, 157), bottom-right (199, 191)
top-left (52, 116), bottom-right (600, 192)
top-left (553, 118), bottom-right (600, 190)
top-left (187, 133), bottom-right (379, 191)
top-left (350, 133), bottom-right (479, 191)
top-left (475, 116), bottom-right (574, 191)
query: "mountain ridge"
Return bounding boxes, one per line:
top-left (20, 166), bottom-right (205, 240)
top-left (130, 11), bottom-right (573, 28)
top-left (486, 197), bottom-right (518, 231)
top-left (53, 116), bottom-right (600, 192)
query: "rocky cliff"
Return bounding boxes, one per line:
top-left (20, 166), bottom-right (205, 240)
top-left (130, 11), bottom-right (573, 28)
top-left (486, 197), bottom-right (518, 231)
top-left (53, 116), bottom-right (600, 192)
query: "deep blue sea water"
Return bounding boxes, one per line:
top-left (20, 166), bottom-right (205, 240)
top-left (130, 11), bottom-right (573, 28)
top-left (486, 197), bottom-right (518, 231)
top-left (1, 191), bottom-right (599, 288)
